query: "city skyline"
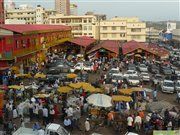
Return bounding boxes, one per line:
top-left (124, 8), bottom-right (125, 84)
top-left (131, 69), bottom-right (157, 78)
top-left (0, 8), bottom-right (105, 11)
top-left (4, 0), bottom-right (180, 21)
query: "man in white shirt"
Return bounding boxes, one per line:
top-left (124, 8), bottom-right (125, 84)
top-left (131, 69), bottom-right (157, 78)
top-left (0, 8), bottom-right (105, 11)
top-left (134, 115), bottom-right (142, 132)
top-left (66, 106), bottom-right (73, 117)
top-left (38, 128), bottom-right (45, 135)
top-left (42, 107), bottom-right (48, 125)
top-left (127, 115), bottom-right (133, 132)
top-left (85, 118), bottom-right (90, 133)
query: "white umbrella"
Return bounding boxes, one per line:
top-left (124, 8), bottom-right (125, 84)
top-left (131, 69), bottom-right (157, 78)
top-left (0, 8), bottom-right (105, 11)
top-left (86, 94), bottom-right (112, 107)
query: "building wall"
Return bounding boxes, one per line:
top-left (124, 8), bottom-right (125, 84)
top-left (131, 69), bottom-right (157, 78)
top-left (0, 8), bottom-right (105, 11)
top-left (0, 29), bottom-right (71, 66)
top-left (5, 5), bottom-right (56, 24)
top-left (100, 18), bottom-right (146, 42)
top-left (49, 14), bottom-right (97, 38)
top-left (0, 0), bottom-right (4, 24)
top-left (55, 0), bottom-right (70, 15)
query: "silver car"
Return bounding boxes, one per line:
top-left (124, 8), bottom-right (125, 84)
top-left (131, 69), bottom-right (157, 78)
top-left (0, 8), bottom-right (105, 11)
top-left (161, 80), bottom-right (175, 93)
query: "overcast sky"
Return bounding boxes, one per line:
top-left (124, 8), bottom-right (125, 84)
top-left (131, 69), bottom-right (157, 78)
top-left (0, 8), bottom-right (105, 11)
top-left (5, 0), bottom-right (180, 21)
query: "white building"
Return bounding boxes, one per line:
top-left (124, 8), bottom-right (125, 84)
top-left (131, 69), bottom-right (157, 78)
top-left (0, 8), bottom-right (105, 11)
top-left (167, 22), bottom-right (176, 32)
top-left (6, 5), bottom-right (56, 24)
top-left (5, 19), bottom-right (26, 24)
top-left (70, 4), bottom-right (77, 15)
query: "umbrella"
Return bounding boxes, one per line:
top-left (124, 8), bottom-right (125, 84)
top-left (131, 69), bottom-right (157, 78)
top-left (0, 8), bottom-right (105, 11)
top-left (58, 86), bottom-right (73, 93)
top-left (25, 85), bottom-right (39, 90)
top-left (34, 94), bottom-right (50, 98)
top-left (112, 95), bottom-right (132, 102)
top-left (67, 73), bottom-right (77, 79)
top-left (119, 88), bottom-right (133, 95)
top-left (69, 82), bottom-right (96, 92)
top-left (34, 73), bottom-right (46, 79)
top-left (8, 85), bottom-right (23, 90)
top-left (16, 73), bottom-right (32, 78)
top-left (86, 94), bottom-right (112, 107)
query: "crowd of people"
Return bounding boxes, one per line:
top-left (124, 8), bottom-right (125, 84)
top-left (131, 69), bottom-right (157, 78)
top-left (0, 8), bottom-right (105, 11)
top-left (0, 52), bottom-right (180, 135)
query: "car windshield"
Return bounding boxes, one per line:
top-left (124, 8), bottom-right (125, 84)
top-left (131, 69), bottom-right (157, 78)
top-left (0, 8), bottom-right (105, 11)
top-left (164, 82), bottom-right (174, 87)
top-left (141, 73), bottom-right (148, 76)
top-left (109, 69), bottom-right (119, 74)
top-left (140, 64), bottom-right (146, 68)
top-left (113, 75), bottom-right (123, 80)
top-left (176, 82), bottom-right (180, 87)
top-left (155, 75), bottom-right (162, 79)
top-left (129, 76), bottom-right (139, 80)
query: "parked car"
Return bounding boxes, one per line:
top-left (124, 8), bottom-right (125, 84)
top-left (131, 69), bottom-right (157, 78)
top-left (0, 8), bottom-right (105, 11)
top-left (70, 62), bottom-right (93, 72)
top-left (160, 66), bottom-right (173, 75)
top-left (175, 80), bottom-right (180, 92)
top-left (138, 64), bottom-right (148, 72)
top-left (127, 75), bottom-right (140, 86)
top-left (107, 68), bottom-right (120, 77)
top-left (161, 80), bottom-right (175, 93)
top-left (127, 64), bottom-right (136, 71)
top-left (123, 70), bottom-right (138, 79)
top-left (140, 72), bottom-right (150, 82)
top-left (152, 74), bottom-right (163, 85)
top-left (111, 74), bottom-right (124, 83)
top-left (149, 64), bottom-right (160, 74)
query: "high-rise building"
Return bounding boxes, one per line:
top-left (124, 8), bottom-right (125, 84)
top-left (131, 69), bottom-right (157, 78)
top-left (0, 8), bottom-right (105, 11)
top-left (55, 0), bottom-right (70, 15)
top-left (0, 0), bottom-right (5, 24)
top-left (70, 4), bottom-right (77, 15)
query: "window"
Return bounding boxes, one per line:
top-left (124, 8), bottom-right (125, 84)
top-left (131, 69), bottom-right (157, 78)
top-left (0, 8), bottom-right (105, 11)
top-left (89, 33), bottom-right (92, 35)
top-left (112, 26), bottom-right (116, 30)
top-left (21, 40), bottom-right (27, 48)
top-left (131, 28), bottom-right (141, 32)
top-left (15, 40), bottom-right (20, 48)
top-left (103, 26), bottom-right (107, 30)
top-left (120, 26), bottom-right (125, 30)
top-left (111, 34), bottom-right (116, 38)
top-left (84, 26), bottom-right (87, 30)
top-left (103, 34), bottom-right (107, 38)
top-left (120, 33), bottom-right (126, 37)
top-left (89, 26), bottom-right (92, 30)
top-left (89, 19), bottom-right (92, 23)
top-left (51, 19), bottom-right (55, 24)
top-left (83, 19), bottom-right (87, 23)
top-left (84, 33), bottom-right (87, 35)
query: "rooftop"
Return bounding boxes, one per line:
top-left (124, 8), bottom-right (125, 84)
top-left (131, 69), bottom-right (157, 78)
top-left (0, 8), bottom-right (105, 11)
top-left (0, 24), bottom-right (71, 34)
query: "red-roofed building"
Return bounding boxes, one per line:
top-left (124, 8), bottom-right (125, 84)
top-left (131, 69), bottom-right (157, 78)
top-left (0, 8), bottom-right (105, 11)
top-left (87, 40), bottom-right (120, 59)
top-left (122, 40), bottom-right (169, 60)
top-left (0, 24), bottom-right (71, 69)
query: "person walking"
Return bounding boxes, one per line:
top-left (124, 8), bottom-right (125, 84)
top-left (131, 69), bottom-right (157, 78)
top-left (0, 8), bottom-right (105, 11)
top-left (127, 115), bottom-right (133, 132)
top-left (85, 118), bottom-right (90, 134)
top-left (42, 106), bottom-right (48, 125)
top-left (134, 114), bottom-right (142, 132)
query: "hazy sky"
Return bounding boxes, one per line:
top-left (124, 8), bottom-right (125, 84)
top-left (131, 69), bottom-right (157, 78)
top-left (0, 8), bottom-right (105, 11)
top-left (5, 0), bottom-right (180, 21)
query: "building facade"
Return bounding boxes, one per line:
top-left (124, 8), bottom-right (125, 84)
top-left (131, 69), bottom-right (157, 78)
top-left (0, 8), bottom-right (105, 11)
top-left (0, 25), bottom-right (71, 68)
top-left (49, 14), bottom-right (98, 38)
top-left (55, 0), bottom-right (70, 15)
top-left (5, 5), bottom-right (56, 24)
top-left (100, 17), bottom-right (146, 42)
top-left (0, 0), bottom-right (4, 24)
top-left (70, 4), bottom-right (77, 15)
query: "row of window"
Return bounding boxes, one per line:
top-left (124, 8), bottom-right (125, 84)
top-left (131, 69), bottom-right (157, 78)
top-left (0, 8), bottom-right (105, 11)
top-left (51, 19), bottom-right (93, 24)
top-left (102, 26), bottom-right (126, 31)
top-left (102, 33), bottom-right (126, 38)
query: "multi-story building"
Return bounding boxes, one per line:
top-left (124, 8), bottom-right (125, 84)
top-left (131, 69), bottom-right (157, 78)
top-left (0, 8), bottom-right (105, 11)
top-left (0, 0), bottom-right (5, 24)
top-left (5, 5), bottom-right (56, 24)
top-left (0, 24), bottom-right (71, 68)
top-left (55, 0), bottom-right (70, 15)
top-left (70, 4), bottom-right (77, 15)
top-left (49, 14), bottom-right (98, 38)
top-left (146, 27), bottom-right (160, 42)
top-left (100, 17), bottom-right (146, 42)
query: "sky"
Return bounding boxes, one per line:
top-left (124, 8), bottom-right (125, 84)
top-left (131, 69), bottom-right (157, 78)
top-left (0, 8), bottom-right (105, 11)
top-left (4, 0), bottom-right (180, 21)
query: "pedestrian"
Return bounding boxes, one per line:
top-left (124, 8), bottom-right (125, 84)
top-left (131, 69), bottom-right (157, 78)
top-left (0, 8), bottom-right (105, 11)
top-left (63, 117), bottom-right (72, 131)
top-left (32, 122), bottom-right (40, 131)
top-left (49, 108), bottom-right (55, 122)
top-left (42, 106), bottom-right (48, 125)
top-left (127, 115), bottom-right (133, 132)
top-left (85, 118), bottom-right (90, 134)
top-left (152, 89), bottom-right (157, 101)
top-left (134, 114), bottom-right (142, 132)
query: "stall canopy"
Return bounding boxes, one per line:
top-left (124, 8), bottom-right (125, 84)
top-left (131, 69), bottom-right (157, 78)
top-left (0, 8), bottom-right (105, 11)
top-left (70, 36), bottom-right (96, 48)
top-left (87, 40), bottom-right (120, 55)
top-left (112, 95), bottom-right (132, 102)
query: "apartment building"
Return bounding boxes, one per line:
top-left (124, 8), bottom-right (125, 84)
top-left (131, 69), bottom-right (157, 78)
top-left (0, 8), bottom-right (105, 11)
top-left (49, 14), bottom-right (98, 38)
top-left (6, 5), bottom-right (56, 24)
top-left (55, 0), bottom-right (70, 15)
top-left (0, 0), bottom-right (5, 24)
top-left (100, 17), bottom-right (146, 42)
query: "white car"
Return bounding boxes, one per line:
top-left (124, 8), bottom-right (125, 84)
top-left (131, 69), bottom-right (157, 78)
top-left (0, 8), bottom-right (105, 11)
top-left (70, 62), bottom-right (93, 72)
top-left (140, 72), bottom-right (150, 82)
top-left (108, 68), bottom-right (120, 76)
top-left (127, 75), bottom-right (140, 86)
top-left (175, 80), bottom-right (180, 92)
top-left (123, 70), bottom-right (138, 79)
top-left (161, 80), bottom-right (175, 93)
top-left (138, 64), bottom-right (148, 72)
top-left (111, 74), bottom-right (124, 83)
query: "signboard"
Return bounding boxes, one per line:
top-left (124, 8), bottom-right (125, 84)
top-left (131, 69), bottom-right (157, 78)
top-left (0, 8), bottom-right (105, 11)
top-left (167, 22), bottom-right (176, 32)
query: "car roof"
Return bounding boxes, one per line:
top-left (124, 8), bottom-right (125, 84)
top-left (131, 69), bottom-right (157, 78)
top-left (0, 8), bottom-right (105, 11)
top-left (47, 123), bottom-right (60, 131)
top-left (164, 80), bottom-right (174, 83)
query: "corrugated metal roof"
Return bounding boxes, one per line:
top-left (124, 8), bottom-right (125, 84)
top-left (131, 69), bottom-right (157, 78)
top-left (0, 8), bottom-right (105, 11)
top-left (70, 36), bottom-right (96, 47)
top-left (0, 24), bottom-right (71, 34)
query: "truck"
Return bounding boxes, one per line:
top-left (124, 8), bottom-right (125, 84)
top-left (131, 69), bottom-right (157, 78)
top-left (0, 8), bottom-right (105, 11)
top-left (13, 123), bottom-right (70, 135)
